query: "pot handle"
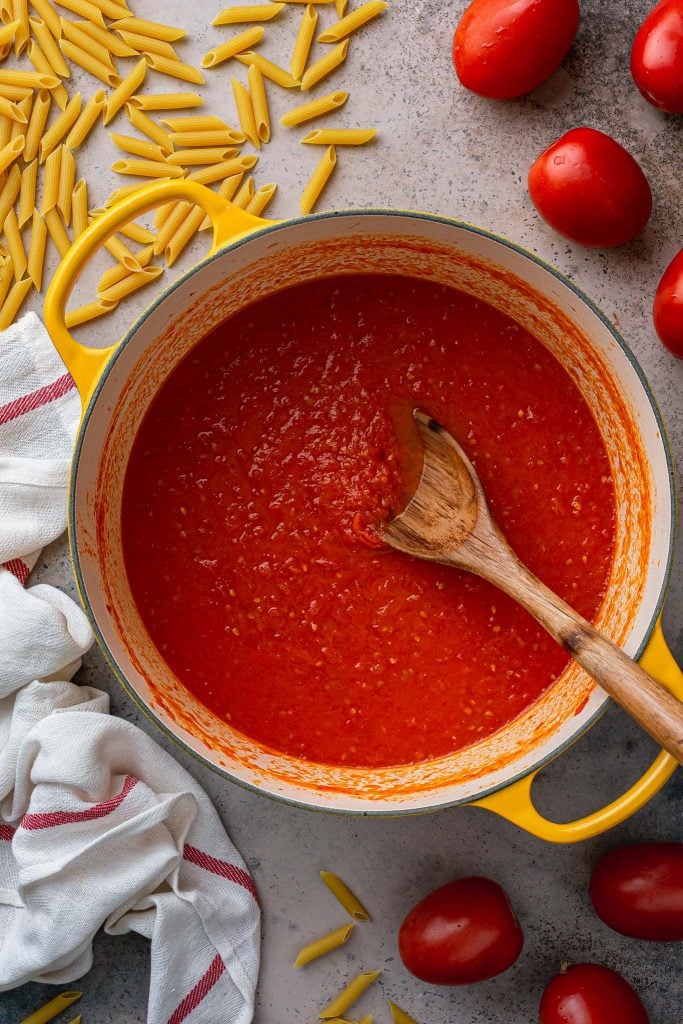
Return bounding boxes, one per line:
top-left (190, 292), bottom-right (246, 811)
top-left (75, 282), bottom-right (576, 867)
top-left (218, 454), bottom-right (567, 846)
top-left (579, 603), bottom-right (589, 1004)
top-left (44, 179), bottom-right (270, 404)
top-left (472, 617), bottom-right (682, 843)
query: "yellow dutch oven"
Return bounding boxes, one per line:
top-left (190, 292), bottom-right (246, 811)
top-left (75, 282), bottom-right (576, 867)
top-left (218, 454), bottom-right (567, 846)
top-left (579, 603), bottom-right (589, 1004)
top-left (44, 179), bottom-right (682, 841)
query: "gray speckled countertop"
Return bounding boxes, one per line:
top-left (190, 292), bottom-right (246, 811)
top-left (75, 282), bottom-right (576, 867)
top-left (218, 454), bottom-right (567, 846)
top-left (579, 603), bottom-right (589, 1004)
top-left (3, 0), bottom-right (682, 1022)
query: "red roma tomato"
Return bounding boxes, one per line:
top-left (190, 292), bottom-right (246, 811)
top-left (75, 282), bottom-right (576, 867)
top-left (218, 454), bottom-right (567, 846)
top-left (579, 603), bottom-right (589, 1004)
top-left (631, 0), bottom-right (683, 114)
top-left (452, 0), bottom-right (580, 100)
top-left (539, 964), bottom-right (650, 1024)
top-left (528, 127), bottom-right (652, 247)
top-left (653, 250), bottom-right (683, 358)
top-left (590, 842), bottom-right (683, 938)
top-left (398, 876), bottom-right (523, 985)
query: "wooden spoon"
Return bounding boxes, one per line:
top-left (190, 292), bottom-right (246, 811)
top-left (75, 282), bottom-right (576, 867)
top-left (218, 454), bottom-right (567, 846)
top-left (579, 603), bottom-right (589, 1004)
top-left (381, 409), bottom-right (683, 764)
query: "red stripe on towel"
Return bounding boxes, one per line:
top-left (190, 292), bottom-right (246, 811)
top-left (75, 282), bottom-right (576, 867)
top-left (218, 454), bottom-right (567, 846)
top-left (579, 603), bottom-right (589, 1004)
top-left (21, 775), bottom-right (139, 830)
top-left (0, 824), bottom-right (16, 841)
top-left (2, 558), bottom-right (30, 584)
top-left (167, 953), bottom-right (225, 1024)
top-left (183, 843), bottom-right (258, 902)
top-left (0, 372), bottom-right (75, 426)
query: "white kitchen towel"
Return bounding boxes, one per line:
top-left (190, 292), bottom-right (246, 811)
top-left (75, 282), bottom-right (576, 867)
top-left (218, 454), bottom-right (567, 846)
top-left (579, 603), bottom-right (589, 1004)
top-left (0, 314), bottom-right (260, 1024)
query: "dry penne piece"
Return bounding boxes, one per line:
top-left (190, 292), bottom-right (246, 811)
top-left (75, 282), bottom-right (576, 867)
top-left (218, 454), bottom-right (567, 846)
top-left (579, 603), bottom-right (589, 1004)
top-left (0, 134), bottom-right (24, 173)
top-left (0, 94), bottom-right (26, 122)
top-left (388, 1001), bottom-right (418, 1024)
top-left (116, 31), bottom-right (178, 59)
top-left (294, 923), bottom-right (354, 968)
top-left (290, 4), bottom-right (317, 79)
top-left (170, 129), bottom-right (244, 148)
top-left (27, 0), bottom-right (61, 36)
top-left (161, 115), bottom-right (232, 133)
top-left (5, 207), bottom-right (26, 279)
top-left (319, 871), bottom-right (371, 921)
top-left (13, 0), bottom-right (29, 55)
top-left (98, 265), bottom-right (162, 301)
top-left (0, 162), bottom-right (20, 223)
top-left (44, 205), bottom-right (70, 257)
top-left (52, 0), bottom-right (106, 27)
top-left (59, 39), bottom-right (121, 86)
top-left (335, 0), bottom-right (348, 14)
top-left (65, 88), bottom-right (106, 148)
top-left (317, 0), bottom-right (387, 42)
top-left (65, 296), bottom-right (118, 328)
top-left (281, 0), bottom-right (335, 3)
top-left (301, 38), bottom-right (348, 90)
top-left (41, 144), bottom-right (61, 211)
top-left (104, 56), bottom-right (145, 124)
top-left (0, 68), bottom-right (58, 87)
top-left (152, 199), bottom-right (189, 253)
top-left (244, 66), bottom-right (270, 146)
top-left (300, 144), bottom-right (336, 215)
top-left (235, 51), bottom-right (299, 88)
top-left (72, 176), bottom-right (88, 235)
top-left (109, 131), bottom-right (166, 161)
top-left (320, 971), bottom-right (381, 1020)
top-left (57, 145), bottom-right (76, 221)
top-left (9, 95), bottom-right (31, 141)
top-left (0, 17), bottom-right (19, 47)
top-left (358, 1018), bottom-right (372, 1024)
top-left (60, 18), bottom-right (116, 66)
top-left (232, 173), bottom-right (254, 209)
top-left (112, 157), bottom-right (184, 178)
top-left (0, 113), bottom-right (11, 148)
top-left (40, 92), bottom-right (81, 161)
top-left (0, 257), bottom-right (13, 310)
top-left (246, 181), bottom-right (276, 216)
top-left (231, 76), bottom-right (258, 148)
top-left (88, 0), bottom-right (129, 17)
top-left (27, 208), bottom-right (46, 287)
top-left (116, 220), bottom-right (155, 243)
top-left (124, 102), bottom-right (172, 152)
top-left (167, 147), bottom-right (238, 166)
top-left (0, 276), bottom-right (32, 328)
top-left (130, 92), bottom-right (203, 111)
top-left (110, 16), bottom-right (186, 42)
top-left (103, 232), bottom-right (140, 270)
top-left (18, 156), bottom-right (37, 226)
top-left (143, 53), bottom-right (204, 86)
top-left (202, 26), bottom-right (264, 69)
top-left (29, 16), bottom-right (71, 76)
top-left (24, 87), bottom-right (50, 160)
top-left (187, 153), bottom-right (257, 185)
top-left (154, 198), bottom-right (178, 231)
top-left (26, 40), bottom-right (69, 108)
top-left (0, 83), bottom-right (33, 100)
top-left (106, 179), bottom-right (171, 206)
top-left (74, 18), bottom-right (138, 57)
top-left (165, 203), bottom-right (205, 266)
top-left (97, 241), bottom-right (153, 293)
top-left (302, 128), bottom-right (377, 145)
top-left (212, 4), bottom-right (284, 24)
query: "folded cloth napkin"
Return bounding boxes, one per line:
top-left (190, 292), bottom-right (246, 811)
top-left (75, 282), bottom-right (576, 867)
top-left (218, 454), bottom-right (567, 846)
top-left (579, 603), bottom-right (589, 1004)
top-left (0, 314), bottom-right (260, 1023)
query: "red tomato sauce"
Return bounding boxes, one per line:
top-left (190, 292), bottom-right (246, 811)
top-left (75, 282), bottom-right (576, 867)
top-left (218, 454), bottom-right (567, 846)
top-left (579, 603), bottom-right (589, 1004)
top-left (122, 275), bottom-right (616, 767)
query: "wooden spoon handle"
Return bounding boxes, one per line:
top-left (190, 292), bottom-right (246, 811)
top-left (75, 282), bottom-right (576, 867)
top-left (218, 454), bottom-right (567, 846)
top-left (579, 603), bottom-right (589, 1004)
top-left (475, 554), bottom-right (683, 765)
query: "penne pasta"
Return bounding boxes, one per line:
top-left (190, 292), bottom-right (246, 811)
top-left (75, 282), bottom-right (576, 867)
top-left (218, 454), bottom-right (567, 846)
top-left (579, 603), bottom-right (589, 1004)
top-left (110, 16), bottom-right (186, 42)
top-left (290, 4), bottom-right (317, 80)
top-left (142, 54), bottom-right (204, 86)
top-left (0, 134), bottom-right (24, 173)
top-left (301, 39), bottom-right (349, 91)
top-left (153, 198), bottom-right (177, 230)
top-left (0, 94), bottom-right (26, 122)
top-left (88, 0), bottom-right (129, 17)
top-left (57, 144), bottom-right (76, 221)
top-left (319, 871), bottom-right (371, 921)
top-left (109, 131), bottom-right (166, 161)
top-left (248, 62), bottom-right (269, 144)
top-left (164, 203), bottom-right (205, 266)
top-left (40, 144), bottom-right (61, 211)
top-left (320, 972), bottom-right (381, 1020)
top-left (40, 92), bottom-right (81, 161)
top-left (358, 1018), bottom-right (373, 1024)
top-left (0, 276), bottom-right (32, 329)
top-left (294, 923), bottom-right (354, 968)
top-left (5, 207), bottom-right (27, 279)
top-left (97, 241), bottom-right (153, 293)
top-left (104, 56), bottom-right (145, 124)
top-left (116, 220), bottom-right (155, 243)
top-left (212, 4), bottom-right (284, 25)
top-left (124, 102), bottom-right (172, 152)
top-left (73, 19), bottom-right (137, 58)
top-left (317, 0), bottom-right (387, 43)
top-left (103, 231), bottom-right (141, 270)
top-left (198, 172), bottom-right (244, 229)
top-left (26, 208), bottom-right (46, 287)
top-left (65, 296), bottom-right (118, 328)
top-left (235, 50), bottom-right (299, 87)
top-left (231, 76), bottom-right (258, 149)
top-left (44, 205), bottom-right (70, 257)
top-left (18, 155), bottom-right (37, 226)
top-left (202, 26), bottom-right (264, 69)
top-left (25, 39), bottom-right (68, 107)
top-left (0, 162), bottom-right (20, 223)
top-left (0, 256), bottom-right (13, 311)
top-left (152, 199), bottom-right (188, 253)
top-left (245, 181), bottom-right (276, 216)
top-left (72, 176), bottom-right (88, 235)
top-left (161, 115), bottom-right (232, 133)
top-left (279, 89), bottom-right (348, 127)
top-left (51, 0), bottom-right (106, 27)
top-left (335, 0), bottom-right (348, 14)
top-left (60, 18), bottom-right (116, 66)
top-left (0, 17), bottom-right (19, 47)
top-left (27, 0), bottom-right (61, 36)
top-left (0, 114), bottom-right (11, 148)
top-left (65, 88), bottom-right (106, 148)
top-left (114, 31), bottom-right (178, 60)
top-left (187, 153), bottom-right (257, 185)
top-left (23, 87), bottom-right (50, 160)
top-left (9, 93), bottom-right (31, 140)
top-left (300, 144), bottom-right (336, 215)
top-left (112, 157), bottom-right (184, 178)
top-left (388, 1001), bottom-right (418, 1024)
top-left (232, 173), bottom-right (254, 209)
top-left (0, 83), bottom-right (33, 100)
top-left (130, 92), bottom-right (203, 111)
top-left (0, 68), bottom-right (58, 87)
top-left (170, 128), bottom-right (244, 147)
top-left (29, 16), bottom-right (71, 76)
top-left (106, 180), bottom-right (168, 205)
top-left (301, 128), bottom-right (377, 145)
top-left (280, 0), bottom-right (335, 3)
top-left (59, 39), bottom-right (121, 86)
top-left (167, 147), bottom-right (237, 166)
top-left (13, 0), bottom-right (29, 55)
